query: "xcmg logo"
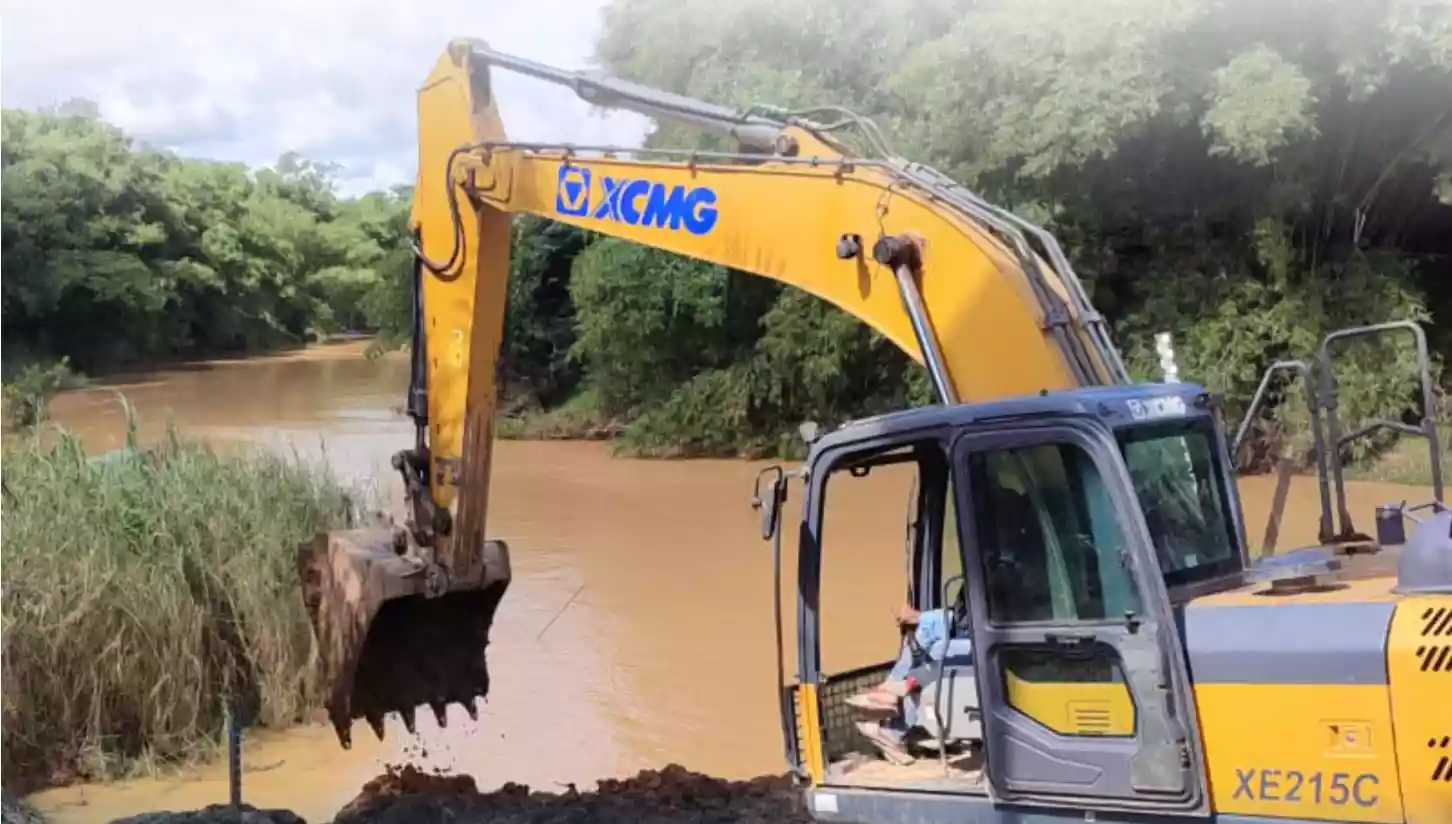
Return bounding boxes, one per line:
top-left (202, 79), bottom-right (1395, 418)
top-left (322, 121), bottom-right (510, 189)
top-left (555, 165), bottom-right (719, 236)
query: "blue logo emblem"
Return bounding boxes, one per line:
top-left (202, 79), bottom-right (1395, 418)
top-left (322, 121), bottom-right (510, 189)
top-left (553, 164), bottom-right (719, 236)
top-left (556, 167), bottom-right (591, 217)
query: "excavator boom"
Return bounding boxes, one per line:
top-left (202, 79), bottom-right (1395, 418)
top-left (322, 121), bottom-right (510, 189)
top-left (298, 37), bottom-right (1128, 747)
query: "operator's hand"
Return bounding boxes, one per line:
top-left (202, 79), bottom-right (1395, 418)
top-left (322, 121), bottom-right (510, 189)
top-left (895, 603), bottom-right (921, 627)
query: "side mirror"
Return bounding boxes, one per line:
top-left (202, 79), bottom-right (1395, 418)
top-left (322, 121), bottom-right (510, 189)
top-left (751, 466), bottom-right (787, 540)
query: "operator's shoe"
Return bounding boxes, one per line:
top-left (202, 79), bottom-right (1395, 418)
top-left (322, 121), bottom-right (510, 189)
top-left (845, 677), bottom-right (914, 712)
top-left (855, 721), bottom-right (915, 766)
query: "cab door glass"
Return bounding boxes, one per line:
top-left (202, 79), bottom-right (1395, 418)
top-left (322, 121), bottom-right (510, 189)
top-left (970, 443), bottom-right (1140, 624)
top-left (1118, 423), bottom-right (1239, 584)
top-left (968, 442), bottom-right (1139, 738)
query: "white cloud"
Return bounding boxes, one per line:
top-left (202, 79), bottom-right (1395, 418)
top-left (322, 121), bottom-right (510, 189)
top-left (1, 0), bottom-right (652, 195)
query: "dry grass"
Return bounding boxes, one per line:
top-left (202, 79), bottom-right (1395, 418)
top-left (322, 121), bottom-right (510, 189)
top-left (1, 412), bottom-right (367, 793)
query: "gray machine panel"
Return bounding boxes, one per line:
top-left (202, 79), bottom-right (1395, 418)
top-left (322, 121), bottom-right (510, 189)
top-left (1181, 601), bottom-right (1393, 685)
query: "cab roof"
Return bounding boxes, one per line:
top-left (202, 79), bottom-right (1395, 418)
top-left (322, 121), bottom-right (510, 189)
top-left (808, 381), bottom-right (1213, 458)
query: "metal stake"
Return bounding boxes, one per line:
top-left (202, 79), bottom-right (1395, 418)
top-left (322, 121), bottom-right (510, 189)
top-left (226, 701), bottom-right (242, 807)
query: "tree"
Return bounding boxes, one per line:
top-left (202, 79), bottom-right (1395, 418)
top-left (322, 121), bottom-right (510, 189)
top-left (1, 109), bottom-right (414, 373)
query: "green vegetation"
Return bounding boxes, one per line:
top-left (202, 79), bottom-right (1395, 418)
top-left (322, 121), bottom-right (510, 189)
top-left (1, 103), bottom-right (412, 376)
top-left (0, 418), bottom-right (366, 793)
top-left (0, 357), bottom-right (85, 430)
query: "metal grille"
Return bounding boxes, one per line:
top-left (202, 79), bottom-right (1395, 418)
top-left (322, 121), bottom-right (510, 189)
top-left (1417, 607), bottom-right (1452, 784)
top-left (1069, 702), bottom-right (1113, 735)
top-left (789, 661), bottom-right (896, 764)
top-left (1418, 645), bottom-right (1452, 672)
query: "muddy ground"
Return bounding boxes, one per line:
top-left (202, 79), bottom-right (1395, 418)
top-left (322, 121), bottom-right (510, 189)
top-left (3, 795), bottom-right (47, 824)
top-left (94, 765), bottom-right (813, 824)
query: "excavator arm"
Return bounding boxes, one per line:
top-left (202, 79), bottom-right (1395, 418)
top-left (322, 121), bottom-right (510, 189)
top-left (298, 38), bottom-right (1129, 747)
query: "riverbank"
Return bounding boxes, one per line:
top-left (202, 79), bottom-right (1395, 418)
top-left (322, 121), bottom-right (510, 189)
top-left (0, 423), bottom-right (367, 795)
top-left (496, 391), bottom-right (1452, 484)
top-left (494, 389), bottom-right (804, 461)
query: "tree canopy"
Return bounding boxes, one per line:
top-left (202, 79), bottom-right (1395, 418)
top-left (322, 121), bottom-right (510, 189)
top-left (1, 105), bottom-right (411, 374)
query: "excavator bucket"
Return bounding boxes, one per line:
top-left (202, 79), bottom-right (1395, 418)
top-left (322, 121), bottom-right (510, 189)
top-left (297, 527), bottom-right (511, 747)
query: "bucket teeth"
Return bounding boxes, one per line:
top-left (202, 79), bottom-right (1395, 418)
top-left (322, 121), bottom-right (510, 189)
top-left (300, 528), bottom-right (509, 750)
top-left (464, 698), bottom-right (479, 722)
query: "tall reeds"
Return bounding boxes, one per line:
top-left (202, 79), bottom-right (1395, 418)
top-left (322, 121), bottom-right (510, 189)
top-left (1, 411), bottom-right (365, 792)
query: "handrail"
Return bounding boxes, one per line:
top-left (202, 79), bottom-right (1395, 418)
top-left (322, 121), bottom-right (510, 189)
top-left (1232, 359), bottom-right (1334, 545)
top-left (1318, 321), bottom-right (1444, 542)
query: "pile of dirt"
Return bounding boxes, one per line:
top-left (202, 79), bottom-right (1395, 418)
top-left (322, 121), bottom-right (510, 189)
top-left (2, 794), bottom-right (47, 824)
top-left (333, 763), bottom-right (814, 824)
top-left (336, 765), bottom-right (480, 817)
top-left (107, 804), bottom-right (305, 824)
top-left (93, 765), bottom-right (812, 824)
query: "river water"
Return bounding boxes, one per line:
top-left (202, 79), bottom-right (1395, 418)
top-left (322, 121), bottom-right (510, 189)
top-left (23, 342), bottom-right (1433, 823)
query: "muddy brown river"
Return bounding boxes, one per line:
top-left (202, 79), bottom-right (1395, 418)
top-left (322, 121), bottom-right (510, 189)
top-left (22, 341), bottom-right (1435, 823)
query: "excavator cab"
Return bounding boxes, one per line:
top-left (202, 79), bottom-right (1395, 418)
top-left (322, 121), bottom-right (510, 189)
top-left (774, 366), bottom-right (1451, 824)
top-left (774, 383), bottom-right (1239, 818)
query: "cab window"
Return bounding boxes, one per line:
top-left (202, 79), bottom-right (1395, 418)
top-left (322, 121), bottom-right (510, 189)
top-left (966, 441), bottom-right (1140, 625)
top-left (1117, 419), bottom-right (1240, 588)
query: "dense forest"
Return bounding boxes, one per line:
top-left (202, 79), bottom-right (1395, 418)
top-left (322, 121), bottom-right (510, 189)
top-left (1, 102), bottom-right (412, 372)
top-left (5, 0), bottom-right (1451, 462)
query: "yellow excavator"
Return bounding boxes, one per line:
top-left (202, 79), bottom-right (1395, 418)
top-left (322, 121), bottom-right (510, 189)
top-left (297, 39), bottom-right (1452, 824)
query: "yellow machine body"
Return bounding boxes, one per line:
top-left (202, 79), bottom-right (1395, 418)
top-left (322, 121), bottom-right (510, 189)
top-left (1184, 581), bottom-right (1451, 823)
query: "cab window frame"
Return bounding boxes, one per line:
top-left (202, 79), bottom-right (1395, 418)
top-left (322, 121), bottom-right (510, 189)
top-left (796, 427), bottom-right (955, 686)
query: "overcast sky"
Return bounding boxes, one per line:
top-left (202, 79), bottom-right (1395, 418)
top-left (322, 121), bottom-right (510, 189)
top-left (1, 0), bottom-right (653, 195)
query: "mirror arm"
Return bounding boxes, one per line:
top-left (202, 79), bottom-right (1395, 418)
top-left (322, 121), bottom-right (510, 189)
top-left (751, 465), bottom-right (789, 540)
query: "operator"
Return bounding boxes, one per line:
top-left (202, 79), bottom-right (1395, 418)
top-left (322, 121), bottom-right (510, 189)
top-left (843, 601), bottom-right (965, 764)
top-left (846, 601), bottom-right (958, 712)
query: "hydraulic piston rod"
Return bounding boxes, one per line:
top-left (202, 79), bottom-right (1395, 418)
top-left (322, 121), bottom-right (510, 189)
top-left (463, 40), bottom-right (787, 152)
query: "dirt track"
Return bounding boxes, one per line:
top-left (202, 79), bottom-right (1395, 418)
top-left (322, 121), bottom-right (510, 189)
top-left (96, 765), bottom-right (813, 824)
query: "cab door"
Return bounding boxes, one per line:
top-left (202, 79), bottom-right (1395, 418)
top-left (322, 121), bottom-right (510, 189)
top-left (950, 421), bottom-right (1208, 814)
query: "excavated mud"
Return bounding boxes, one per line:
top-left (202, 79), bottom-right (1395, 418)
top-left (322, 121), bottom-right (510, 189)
top-left (107, 805), bottom-right (305, 824)
top-left (97, 765), bottom-right (812, 824)
top-left (298, 529), bottom-right (508, 747)
top-left (333, 764), bottom-right (814, 824)
top-left (2, 795), bottom-right (46, 824)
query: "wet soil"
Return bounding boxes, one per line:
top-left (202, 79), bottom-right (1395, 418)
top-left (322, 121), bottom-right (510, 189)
top-left (335, 764), bottom-right (810, 824)
top-left (107, 806), bottom-right (304, 824)
top-left (93, 766), bottom-right (810, 824)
